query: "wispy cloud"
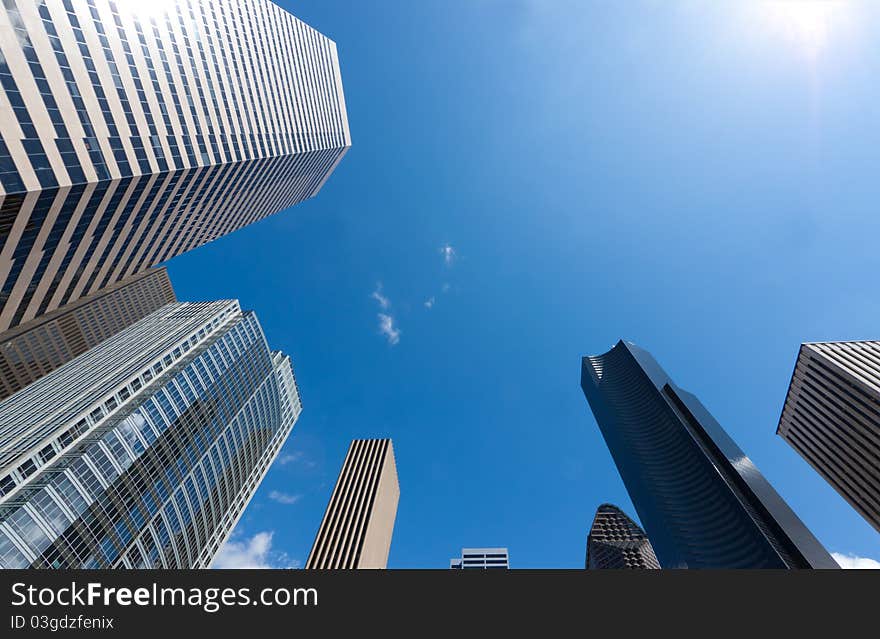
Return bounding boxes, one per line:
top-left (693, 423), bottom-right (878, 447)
top-left (276, 450), bottom-right (316, 469)
top-left (832, 552), bottom-right (880, 569)
top-left (440, 243), bottom-right (456, 266)
top-left (371, 283), bottom-right (400, 345)
top-left (371, 282), bottom-right (390, 309)
top-left (441, 282), bottom-right (451, 293)
top-left (424, 296), bottom-right (435, 309)
top-left (212, 531), bottom-right (300, 569)
top-left (378, 313), bottom-right (401, 345)
top-left (268, 490), bottom-right (302, 505)
top-left (276, 451), bottom-right (304, 466)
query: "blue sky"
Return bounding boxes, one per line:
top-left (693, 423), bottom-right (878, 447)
top-left (167, 1), bottom-right (880, 568)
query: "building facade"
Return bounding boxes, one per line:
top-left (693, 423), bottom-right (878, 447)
top-left (585, 503), bottom-right (659, 569)
top-left (0, 300), bottom-right (301, 568)
top-left (778, 341), bottom-right (880, 533)
top-left (0, 0), bottom-right (350, 332)
top-left (581, 340), bottom-right (838, 569)
top-left (306, 439), bottom-right (399, 569)
top-left (450, 548), bottom-right (509, 569)
top-left (0, 266), bottom-right (175, 400)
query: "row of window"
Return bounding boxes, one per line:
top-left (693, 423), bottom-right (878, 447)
top-left (0, 0), bottom-right (347, 196)
top-left (0, 311), bottom-right (296, 568)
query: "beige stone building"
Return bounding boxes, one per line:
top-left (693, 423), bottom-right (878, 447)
top-left (306, 439), bottom-right (399, 569)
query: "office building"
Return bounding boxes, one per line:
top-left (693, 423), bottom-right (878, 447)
top-left (0, 0), bottom-right (350, 332)
top-left (0, 266), bottom-right (175, 400)
top-left (0, 300), bottom-right (301, 568)
top-left (581, 340), bottom-right (838, 569)
top-left (450, 548), bottom-right (509, 569)
top-left (585, 503), bottom-right (659, 569)
top-left (778, 341), bottom-right (880, 533)
top-left (305, 439), bottom-right (399, 569)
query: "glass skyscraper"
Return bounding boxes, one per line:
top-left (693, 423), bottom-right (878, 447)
top-left (0, 299), bottom-right (301, 568)
top-left (581, 340), bottom-right (838, 569)
top-left (0, 0), bottom-right (350, 332)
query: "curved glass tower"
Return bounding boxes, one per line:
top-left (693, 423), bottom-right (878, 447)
top-left (0, 300), bottom-right (300, 568)
top-left (581, 340), bottom-right (837, 569)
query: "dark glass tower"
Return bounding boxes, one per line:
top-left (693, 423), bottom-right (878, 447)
top-left (586, 504), bottom-right (659, 569)
top-left (580, 340), bottom-right (837, 569)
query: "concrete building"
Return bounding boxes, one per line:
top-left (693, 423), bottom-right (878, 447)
top-left (0, 266), bottom-right (175, 400)
top-left (0, 0), bottom-right (350, 332)
top-left (778, 341), bottom-right (880, 533)
top-left (305, 439), bottom-right (399, 569)
top-left (450, 548), bottom-right (509, 569)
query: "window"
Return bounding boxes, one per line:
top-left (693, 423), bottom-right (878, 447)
top-left (39, 445), bottom-right (55, 463)
top-left (18, 459), bottom-right (37, 479)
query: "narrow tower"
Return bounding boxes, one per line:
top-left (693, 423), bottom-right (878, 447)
top-left (306, 439), bottom-right (399, 569)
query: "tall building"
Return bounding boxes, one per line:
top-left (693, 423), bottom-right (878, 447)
top-left (450, 548), bottom-right (509, 569)
top-left (778, 341), bottom-right (880, 534)
top-left (0, 300), bottom-right (301, 568)
top-left (305, 439), bottom-right (399, 569)
top-left (0, 0), bottom-right (350, 332)
top-left (0, 266), bottom-right (175, 400)
top-left (585, 503), bottom-right (659, 569)
top-left (581, 340), bottom-right (838, 569)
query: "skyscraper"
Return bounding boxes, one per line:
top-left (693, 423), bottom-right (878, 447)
top-left (0, 0), bottom-right (350, 332)
top-left (0, 300), bottom-right (301, 568)
top-left (585, 503), bottom-right (659, 569)
top-left (449, 548), bottom-right (509, 569)
top-left (778, 341), bottom-right (880, 534)
top-left (306, 439), bottom-right (399, 569)
top-left (581, 340), bottom-right (838, 569)
top-left (0, 266), bottom-right (175, 400)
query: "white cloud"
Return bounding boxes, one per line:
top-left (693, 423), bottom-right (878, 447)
top-left (378, 313), bottom-right (401, 345)
top-left (832, 552), bottom-right (880, 569)
top-left (441, 282), bottom-right (451, 293)
top-left (276, 451), bottom-right (304, 466)
top-left (268, 490), bottom-right (302, 505)
top-left (440, 243), bottom-right (456, 266)
top-left (276, 450), bottom-right (317, 469)
top-left (424, 296), bottom-right (435, 309)
top-left (371, 282), bottom-right (390, 310)
top-left (213, 532), bottom-right (300, 569)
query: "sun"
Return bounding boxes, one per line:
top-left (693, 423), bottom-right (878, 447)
top-left (755, 0), bottom-right (850, 60)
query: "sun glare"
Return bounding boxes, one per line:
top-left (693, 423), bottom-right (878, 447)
top-left (755, 1), bottom-right (851, 60)
top-left (114, 0), bottom-right (179, 20)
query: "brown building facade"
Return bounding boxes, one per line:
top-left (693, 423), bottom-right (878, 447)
top-left (778, 341), bottom-right (880, 533)
top-left (0, 267), bottom-right (175, 400)
top-left (306, 439), bottom-right (399, 569)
